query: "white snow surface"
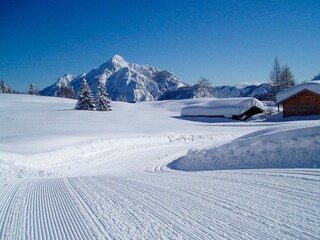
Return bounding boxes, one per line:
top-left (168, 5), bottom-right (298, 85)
top-left (277, 80), bottom-right (320, 103)
top-left (171, 122), bottom-right (320, 171)
top-left (181, 97), bottom-right (265, 118)
top-left (1, 94), bottom-right (320, 239)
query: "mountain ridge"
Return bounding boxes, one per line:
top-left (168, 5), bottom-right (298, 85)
top-left (159, 83), bottom-right (272, 101)
top-left (40, 55), bottom-right (186, 102)
top-left (40, 55), bottom-right (272, 102)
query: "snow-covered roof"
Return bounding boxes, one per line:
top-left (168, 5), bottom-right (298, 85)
top-left (276, 80), bottom-right (320, 104)
top-left (181, 97), bottom-right (265, 118)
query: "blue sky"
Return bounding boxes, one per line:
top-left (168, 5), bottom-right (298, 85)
top-left (1, 0), bottom-right (320, 91)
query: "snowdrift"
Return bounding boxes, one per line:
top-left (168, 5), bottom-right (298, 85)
top-left (169, 123), bottom-right (320, 171)
top-left (180, 97), bottom-right (265, 120)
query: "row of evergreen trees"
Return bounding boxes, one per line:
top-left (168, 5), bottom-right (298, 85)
top-left (1, 80), bottom-right (39, 95)
top-left (56, 83), bottom-right (75, 99)
top-left (1, 80), bottom-right (16, 94)
top-left (27, 83), bottom-right (38, 95)
top-left (74, 79), bottom-right (111, 111)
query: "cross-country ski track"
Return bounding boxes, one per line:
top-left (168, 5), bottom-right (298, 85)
top-left (1, 141), bottom-right (320, 240)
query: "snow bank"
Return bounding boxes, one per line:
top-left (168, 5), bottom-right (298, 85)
top-left (181, 97), bottom-right (265, 118)
top-left (0, 135), bottom-right (230, 170)
top-left (169, 122), bottom-right (320, 171)
top-left (0, 159), bottom-right (54, 178)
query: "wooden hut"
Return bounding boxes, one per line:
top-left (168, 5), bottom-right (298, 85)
top-left (276, 81), bottom-right (320, 118)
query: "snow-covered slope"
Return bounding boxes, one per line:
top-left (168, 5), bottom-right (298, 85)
top-left (160, 83), bottom-right (272, 100)
top-left (39, 74), bottom-right (76, 96)
top-left (106, 67), bottom-right (155, 102)
top-left (40, 55), bottom-right (186, 102)
top-left (170, 122), bottom-right (320, 171)
top-left (1, 94), bottom-right (320, 239)
top-left (213, 85), bottom-right (242, 98)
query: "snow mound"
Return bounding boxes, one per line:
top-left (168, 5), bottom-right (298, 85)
top-left (169, 123), bottom-right (320, 171)
top-left (0, 159), bottom-right (54, 178)
top-left (181, 97), bottom-right (265, 119)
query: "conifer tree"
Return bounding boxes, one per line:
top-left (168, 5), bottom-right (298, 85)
top-left (1, 80), bottom-right (7, 93)
top-left (280, 65), bottom-right (295, 90)
top-left (68, 85), bottom-right (76, 99)
top-left (28, 83), bottom-right (37, 95)
top-left (117, 96), bottom-right (127, 102)
top-left (269, 57), bottom-right (282, 98)
top-left (313, 73), bottom-right (320, 80)
top-left (74, 79), bottom-right (96, 110)
top-left (56, 83), bottom-right (75, 99)
top-left (7, 85), bottom-right (13, 94)
top-left (269, 57), bottom-right (295, 99)
top-left (96, 80), bottom-right (111, 111)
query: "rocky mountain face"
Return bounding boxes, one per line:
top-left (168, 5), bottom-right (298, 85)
top-left (40, 55), bottom-right (186, 102)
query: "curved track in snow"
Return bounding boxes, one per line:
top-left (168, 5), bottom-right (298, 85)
top-left (1, 140), bottom-right (320, 239)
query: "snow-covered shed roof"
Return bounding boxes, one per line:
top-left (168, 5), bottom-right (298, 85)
top-left (277, 80), bottom-right (320, 104)
top-left (181, 97), bottom-right (265, 119)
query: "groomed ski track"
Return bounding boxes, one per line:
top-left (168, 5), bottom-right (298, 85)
top-left (1, 142), bottom-right (320, 239)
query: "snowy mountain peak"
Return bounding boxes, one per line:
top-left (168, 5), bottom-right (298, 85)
top-left (41, 55), bottom-right (186, 102)
top-left (63, 73), bottom-right (74, 78)
top-left (111, 54), bottom-right (125, 62)
top-left (39, 73), bottom-right (76, 96)
top-left (57, 74), bottom-right (75, 84)
top-left (104, 54), bottom-right (129, 71)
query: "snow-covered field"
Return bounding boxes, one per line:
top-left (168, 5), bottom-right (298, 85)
top-left (1, 94), bottom-right (319, 239)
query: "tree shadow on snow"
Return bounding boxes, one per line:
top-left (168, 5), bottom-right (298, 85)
top-left (51, 109), bottom-right (75, 112)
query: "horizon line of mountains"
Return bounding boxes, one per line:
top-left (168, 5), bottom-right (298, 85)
top-left (39, 54), bottom-right (273, 102)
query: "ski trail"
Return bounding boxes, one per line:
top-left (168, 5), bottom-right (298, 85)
top-left (1, 142), bottom-right (320, 239)
top-left (0, 179), bottom-right (25, 240)
top-left (0, 178), bottom-right (111, 240)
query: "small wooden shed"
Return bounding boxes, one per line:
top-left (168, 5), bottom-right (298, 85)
top-left (276, 80), bottom-right (320, 118)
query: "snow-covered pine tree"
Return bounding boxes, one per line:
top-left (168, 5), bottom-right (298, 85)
top-left (7, 85), bottom-right (13, 94)
top-left (74, 79), bottom-right (96, 110)
top-left (117, 96), bottom-right (127, 102)
top-left (67, 85), bottom-right (76, 99)
top-left (1, 80), bottom-right (7, 93)
top-left (56, 83), bottom-right (75, 99)
top-left (28, 83), bottom-right (37, 95)
top-left (96, 80), bottom-right (111, 111)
